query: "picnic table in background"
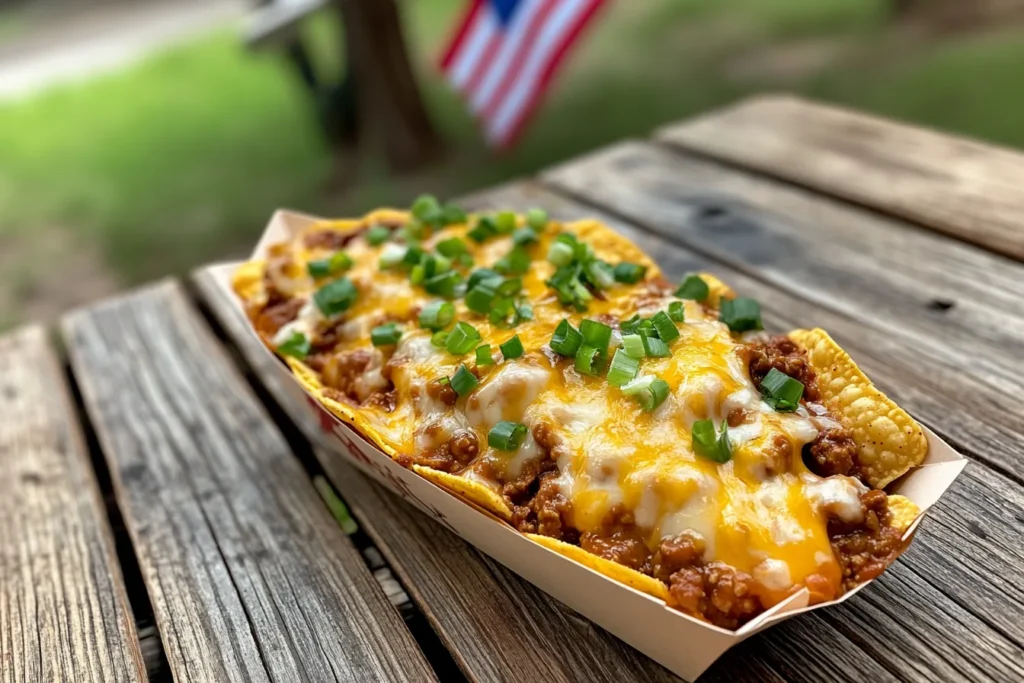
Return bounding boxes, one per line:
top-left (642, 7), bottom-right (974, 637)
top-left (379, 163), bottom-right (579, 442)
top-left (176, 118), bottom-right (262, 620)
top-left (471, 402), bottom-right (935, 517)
top-left (3, 95), bottom-right (1024, 682)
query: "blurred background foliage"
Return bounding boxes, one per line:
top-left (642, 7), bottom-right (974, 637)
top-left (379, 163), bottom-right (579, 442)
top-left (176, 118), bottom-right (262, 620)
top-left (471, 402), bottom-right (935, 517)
top-left (1, 0), bottom-right (1023, 327)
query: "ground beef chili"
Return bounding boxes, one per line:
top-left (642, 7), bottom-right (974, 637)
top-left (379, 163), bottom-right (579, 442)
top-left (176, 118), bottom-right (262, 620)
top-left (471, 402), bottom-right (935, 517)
top-left (254, 298), bottom-right (303, 337)
top-left (805, 428), bottom-right (859, 478)
top-left (829, 489), bottom-right (904, 590)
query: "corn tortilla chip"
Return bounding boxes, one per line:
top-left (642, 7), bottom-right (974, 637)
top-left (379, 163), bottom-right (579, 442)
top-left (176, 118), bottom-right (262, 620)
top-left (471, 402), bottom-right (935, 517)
top-left (886, 494), bottom-right (920, 531)
top-left (697, 272), bottom-right (735, 309)
top-left (414, 465), bottom-right (513, 520)
top-left (790, 328), bottom-right (928, 488)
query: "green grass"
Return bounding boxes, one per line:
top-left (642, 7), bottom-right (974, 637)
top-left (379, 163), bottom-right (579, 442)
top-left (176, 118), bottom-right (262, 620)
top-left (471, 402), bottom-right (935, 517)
top-left (3, 0), bottom-right (1024, 327)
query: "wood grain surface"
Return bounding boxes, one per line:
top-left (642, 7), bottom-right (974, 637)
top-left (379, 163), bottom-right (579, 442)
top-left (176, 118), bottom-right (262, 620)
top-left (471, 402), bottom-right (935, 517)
top-left (658, 95), bottom-right (1024, 260)
top-left (62, 281), bottom-right (435, 683)
top-left (0, 326), bottom-right (146, 683)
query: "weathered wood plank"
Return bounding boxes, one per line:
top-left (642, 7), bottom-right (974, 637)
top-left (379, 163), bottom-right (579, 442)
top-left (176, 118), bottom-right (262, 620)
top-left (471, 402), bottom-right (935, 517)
top-left (62, 281), bottom-right (435, 683)
top-left (0, 326), bottom-right (146, 683)
top-left (543, 140), bottom-right (1024, 480)
top-left (657, 95), bottom-right (1024, 260)
top-left (463, 182), bottom-right (1024, 681)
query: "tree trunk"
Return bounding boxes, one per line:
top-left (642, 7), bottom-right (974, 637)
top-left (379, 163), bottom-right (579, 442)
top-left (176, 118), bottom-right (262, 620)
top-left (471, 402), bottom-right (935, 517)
top-left (333, 0), bottom-right (442, 174)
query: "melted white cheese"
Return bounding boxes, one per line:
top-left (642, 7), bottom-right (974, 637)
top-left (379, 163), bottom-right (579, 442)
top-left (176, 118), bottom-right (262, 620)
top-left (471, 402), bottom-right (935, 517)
top-left (803, 475), bottom-right (866, 524)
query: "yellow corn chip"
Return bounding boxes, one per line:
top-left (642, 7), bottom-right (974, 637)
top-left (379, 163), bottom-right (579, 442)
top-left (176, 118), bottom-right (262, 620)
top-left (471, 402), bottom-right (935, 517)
top-left (698, 272), bottom-right (735, 308)
top-left (414, 465), bottom-right (513, 520)
top-left (886, 494), bottom-right (921, 531)
top-left (790, 328), bottom-right (928, 488)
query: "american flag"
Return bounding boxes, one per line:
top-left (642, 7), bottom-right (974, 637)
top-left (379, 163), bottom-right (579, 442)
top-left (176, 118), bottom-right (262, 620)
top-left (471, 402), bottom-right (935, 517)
top-left (440, 0), bottom-right (607, 148)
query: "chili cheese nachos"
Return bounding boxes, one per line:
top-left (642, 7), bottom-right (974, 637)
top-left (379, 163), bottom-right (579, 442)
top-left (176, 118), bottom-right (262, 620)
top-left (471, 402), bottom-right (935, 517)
top-left (233, 197), bottom-right (928, 629)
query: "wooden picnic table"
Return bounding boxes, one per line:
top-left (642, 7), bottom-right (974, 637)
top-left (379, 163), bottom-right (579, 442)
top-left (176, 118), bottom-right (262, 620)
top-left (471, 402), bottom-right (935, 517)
top-left (3, 95), bottom-right (1024, 682)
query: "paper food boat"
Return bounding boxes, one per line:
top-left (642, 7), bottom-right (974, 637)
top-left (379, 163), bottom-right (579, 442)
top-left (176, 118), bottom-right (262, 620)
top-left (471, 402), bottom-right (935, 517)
top-left (213, 209), bottom-right (966, 681)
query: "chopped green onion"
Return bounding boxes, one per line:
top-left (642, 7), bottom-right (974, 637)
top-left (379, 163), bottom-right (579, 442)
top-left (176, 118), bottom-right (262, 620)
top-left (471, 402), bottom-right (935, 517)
top-left (410, 263), bottom-right (426, 286)
top-left (425, 270), bottom-right (462, 299)
top-left (436, 237), bottom-right (469, 259)
top-left (676, 274), bottom-right (710, 302)
top-left (371, 323), bottom-right (402, 347)
top-left (431, 331), bottom-right (449, 348)
top-left (620, 375), bottom-right (655, 396)
top-left (613, 262), bottom-right (647, 284)
top-left (500, 335), bottom-right (524, 360)
top-left (550, 319), bottom-right (583, 356)
top-left (402, 245), bottom-right (425, 267)
top-left (650, 311), bottom-right (680, 343)
top-left (441, 204), bottom-right (467, 226)
top-left (398, 221), bottom-right (427, 244)
top-left (547, 241), bottom-right (575, 267)
top-left (307, 251), bottom-right (353, 278)
top-left (488, 421), bottom-right (527, 451)
top-left (468, 216), bottom-right (498, 242)
top-left (465, 283), bottom-right (497, 314)
top-left (445, 321), bottom-right (481, 355)
top-left (495, 211), bottom-right (517, 234)
top-left (495, 247), bottom-right (531, 275)
top-left (411, 194), bottom-right (443, 224)
top-left (313, 277), bottom-right (358, 316)
top-left (512, 227), bottom-right (538, 246)
top-left (692, 419), bottom-right (731, 463)
top-left (526, 208), bottom-right (548, 232)
top-left (574, 345), bottom-right (604, 376)
top-left (379, 243), bottom-right (408, 269)
top-left (546, 264), bottom-right (592, 311)
top-left (585, 260), bottom-right (616, 290)
top-left (467, 268), bottom-right (501, 290)
top-left (366, 224), bottom-right (391, 245)
top-left (516, 302), bottom-right (534, 321)
top-left (476, 345), bottom-right (494, 366)
top-left (419, 301), bottom-right (455, 331)
top-left (579, 319), bottom-right (612, 352)
top-left (620, 314), bottom-right (641, 334)
top-left (760, 367), bottom-right (804, 412)
top-left (438, 376), bottom-right (450, 385)
top-left (457, 253), bottom-right (475, 267)
top-left (620, 375), bottom-right (670, 411)
top-left (607, 349), bottom-right (640, 387)
top-left (496, 278), bottom-right (522, 297)
top-left (277, 331), bottom-right (310, 359)
top-left (719, 297), bottom-right (763, 333)
top-left (450, 364), bottom-right (478, 396)
top-left (621, 334), bottom-right (645, 359)
top-left (642, 335), bottom-right (670, 358)
top-left (668, 301), bottom-right (685, 323)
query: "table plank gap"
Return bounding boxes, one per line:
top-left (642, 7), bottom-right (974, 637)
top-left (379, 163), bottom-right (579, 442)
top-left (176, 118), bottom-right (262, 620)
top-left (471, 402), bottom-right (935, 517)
top-left (541, 140), bottom-right (1024, 485)
top-left (657, 95), bottom-right (1024, 261)
top-left (0, 325), bottom-right (147, 683)
top-left (61, 279), bottom-right (435, 683)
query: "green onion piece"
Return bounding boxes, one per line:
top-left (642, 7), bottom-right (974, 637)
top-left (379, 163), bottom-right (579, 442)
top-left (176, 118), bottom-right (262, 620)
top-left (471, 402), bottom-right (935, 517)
top-left (512, 227), bottom-right (538, 246)
top-left (676, 274), bottom-right (710, 302)
top-left (585, 260), bottom-right (616, 290)
top-left (411, 194), bottom-right (442, 224)
top-left (308, 253), bottom-right (351, 279)
top-left (638, 378), bottom-right (670, 412)
top-left (620, 314), bottom-right (641, 334)
top-left (379, 243), bottom-right (408, 268)
top-left (607, 349), bottom-right (640, 387)
top-left (547, 241), bottom-right (574, 267)
top-left (277, 332), bottom-right (310, 359)
top-left (476, 345), bottom-right (494, 366)
top-left (438, 376), bottom-right (450, 385)
top-left (450, 364), bottom-right (478, 396)
top-left (516, 302), bottom-right (534, 321)
top-left (621, 334), bottom-right (645, 359)
top-left (410, 264), bottom-right (426, 285)
top-left (579, 319), bottom-right (612, 352)
top-left (692, 419), bottom-right (731, 463)
top-left (458, 253), bottom-right (474, 267)
top-left (668, 301), bottom-right (685, 323)
top-left (500, 335), bottom-right (524, 360)
top-left (441, 204), bottom-right (467, 226)
top-left (495, 211), bottom-right (517, 234)
top-left (313, 277), bottom-right (358, 316)
top-left (468, 268), bottom-right (501, 290)
top-left (620, 375), bottom-right (655, 396)
top-left (760, 367), bottom-right (804, 412)
top-left (431, 331), bottom-right (449, 348)
top-left (398, 220), bottom-right (427, 243)
top-left (651, 311), bottom-right (680, 343)
top-left (402, 245), bottom-right (425, 267)
top-left (425, 270), bottom-right (462, 298)
top-left (366, 224), bottom-right (391, 245)
top-left (550, 319), bottom-right (583, 356)
top-left (526, 208), bottom-right (548, 232)
top-left (468, 216), bottom-right (498, 243)
top-left (445, 321), bottom-right (481, 355)
top-left (488, 420), bottom-right (527, 451)
top-left (436, 237), bottom-right (469, 259)
top-left (465, 283), bottom-right (497, 314)
top-left (719, 297), bottom-right (763, 333)
top-left (496, 278), bottom-right (522, 297)
top-left (574, 345), bottom-right (604, 376)
top-left (642, 335), bottom-right (670, 358)
top-left (495, 247), bottom-right (531, 275)
top-left (489, 297), bottom-right (516, 327)
top-left (371, 323), bottom-right (402, 347)
top-left (419, 301), bottom-right (455, 331)
top-left (613, 262), bottom-right (647, 284)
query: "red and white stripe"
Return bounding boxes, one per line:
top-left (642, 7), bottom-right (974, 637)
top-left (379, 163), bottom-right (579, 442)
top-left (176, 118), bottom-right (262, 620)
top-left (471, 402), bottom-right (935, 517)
top-left (440, 0), bottom-right (606, 148)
